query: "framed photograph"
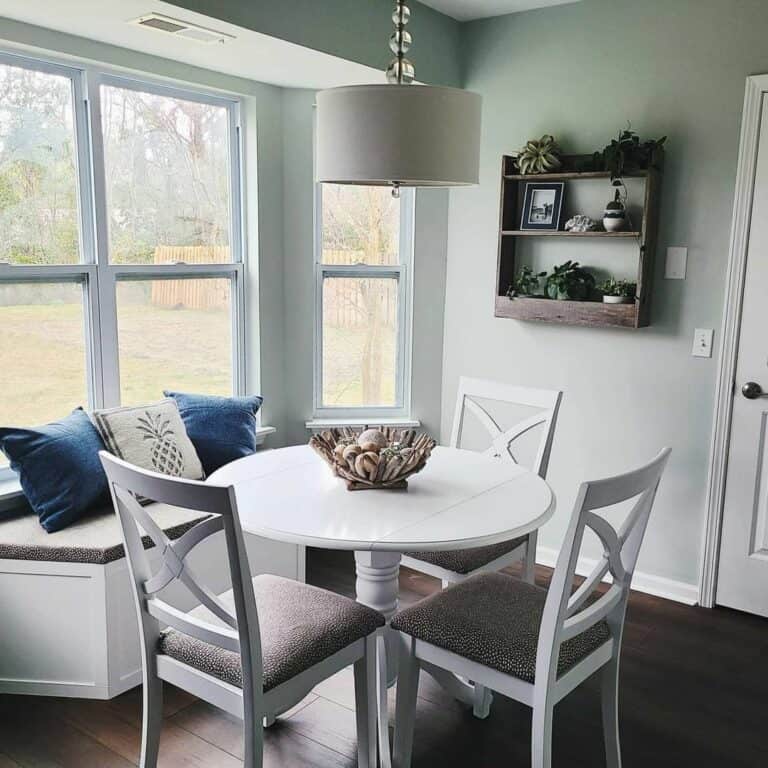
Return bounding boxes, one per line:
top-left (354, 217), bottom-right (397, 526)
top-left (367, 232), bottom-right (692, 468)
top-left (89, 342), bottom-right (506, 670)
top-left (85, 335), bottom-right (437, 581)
top-left (520, 182), bottom-right (565, 231)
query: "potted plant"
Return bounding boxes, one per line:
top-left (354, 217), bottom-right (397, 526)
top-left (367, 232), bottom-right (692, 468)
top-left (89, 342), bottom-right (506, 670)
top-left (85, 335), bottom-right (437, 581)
top-left (546, 260), bottom-right (595, 301)
top-left (599, 278), bottom-right (637, 304)
top-left (508, 265), bottom-right (547, 298)
top-left (594, 127), bottom-right (666, 184)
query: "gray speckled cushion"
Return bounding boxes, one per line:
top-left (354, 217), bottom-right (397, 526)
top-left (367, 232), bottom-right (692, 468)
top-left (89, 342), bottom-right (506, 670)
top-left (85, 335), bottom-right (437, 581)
top-left (0, 503), bottom-right (209, 565)
top-left (159, 574), bottom-right (385, 691)
top-left (408, 536), bottom-right (529, 574)
top-left (391, 572), bottom-right (610, 683)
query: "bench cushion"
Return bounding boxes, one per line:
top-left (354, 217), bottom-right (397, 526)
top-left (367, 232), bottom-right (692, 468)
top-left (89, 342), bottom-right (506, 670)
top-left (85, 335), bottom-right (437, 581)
top-left (391, 572), bottom-right (611, 683)
top-left (159, 574), bottom-right (385, 691)
top-left (407, 536), bottom-right (529, 575)
top-left (0, 503), bottom-right (209, 565)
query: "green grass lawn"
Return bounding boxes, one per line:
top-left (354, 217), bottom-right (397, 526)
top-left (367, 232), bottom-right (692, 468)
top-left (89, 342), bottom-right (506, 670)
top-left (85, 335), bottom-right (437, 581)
top-left (0, 301), bottom-right (232, 429)
top-left (0, 302), bottom-right (395, 473)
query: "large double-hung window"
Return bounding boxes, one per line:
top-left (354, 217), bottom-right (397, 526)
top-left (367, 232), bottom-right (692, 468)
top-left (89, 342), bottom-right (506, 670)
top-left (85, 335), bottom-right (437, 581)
top-left (314, 184), bottom-right (414, 420)
top-left (0, 52), bottom-right (245, 470)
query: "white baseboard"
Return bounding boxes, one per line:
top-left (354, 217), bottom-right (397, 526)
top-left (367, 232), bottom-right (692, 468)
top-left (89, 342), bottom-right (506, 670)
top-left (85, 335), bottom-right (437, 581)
top-left (536, 546), bottom-right (699, 606)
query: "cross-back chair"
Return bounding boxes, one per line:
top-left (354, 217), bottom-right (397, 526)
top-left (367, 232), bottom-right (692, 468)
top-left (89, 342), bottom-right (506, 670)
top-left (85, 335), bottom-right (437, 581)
top-left (100, 452), bottom-right (383, 768)
top-left (402, 378), bottom-right (562, 587)
top-left (392, 448), bottom-right (671, 768)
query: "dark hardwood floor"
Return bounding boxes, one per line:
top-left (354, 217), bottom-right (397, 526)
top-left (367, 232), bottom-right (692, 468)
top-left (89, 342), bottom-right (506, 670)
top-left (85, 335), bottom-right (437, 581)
top-left (1, 549), bottom-right (766, 767)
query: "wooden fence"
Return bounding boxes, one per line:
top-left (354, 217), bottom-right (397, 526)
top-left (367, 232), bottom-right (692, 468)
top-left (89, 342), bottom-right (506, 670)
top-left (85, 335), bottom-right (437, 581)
top-left (148, 245), bottom-right (397, 328)
top-left (151, 246), bottom-right (230, 310)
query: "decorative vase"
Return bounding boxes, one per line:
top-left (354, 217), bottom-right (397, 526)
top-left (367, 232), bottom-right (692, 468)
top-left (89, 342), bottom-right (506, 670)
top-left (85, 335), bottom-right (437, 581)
top-left (603, 189), bottom-right (627, 232)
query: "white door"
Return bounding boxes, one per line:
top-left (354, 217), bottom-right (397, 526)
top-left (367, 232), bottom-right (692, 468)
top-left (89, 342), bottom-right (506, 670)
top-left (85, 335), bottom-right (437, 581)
top-left (717, 91), bottom-right (768, 617)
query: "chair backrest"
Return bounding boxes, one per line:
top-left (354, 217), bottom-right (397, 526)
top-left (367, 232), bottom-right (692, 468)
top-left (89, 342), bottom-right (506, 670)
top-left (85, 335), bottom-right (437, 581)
top-left (534, 448), bottom-right (671, 691)
top-left (449, 376), bottom-right (563, 477)
top-left (99, 451), bottom-right (263, 711)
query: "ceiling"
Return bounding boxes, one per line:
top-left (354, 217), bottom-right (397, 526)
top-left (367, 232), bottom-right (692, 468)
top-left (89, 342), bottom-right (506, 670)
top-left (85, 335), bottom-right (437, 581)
top-left (0, 0), bottom-right (383, 89)
top-left (419, 0), bottom-right (580, 21)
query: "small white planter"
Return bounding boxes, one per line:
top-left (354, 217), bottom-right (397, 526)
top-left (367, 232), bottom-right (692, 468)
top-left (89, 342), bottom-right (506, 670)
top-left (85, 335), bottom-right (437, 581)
top-left (603, 295), bottom-right (634, 304)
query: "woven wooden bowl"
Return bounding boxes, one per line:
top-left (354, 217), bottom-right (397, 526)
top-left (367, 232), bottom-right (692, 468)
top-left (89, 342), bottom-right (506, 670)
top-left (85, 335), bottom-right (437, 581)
top-left (309, 427), bottom-right (436, 491)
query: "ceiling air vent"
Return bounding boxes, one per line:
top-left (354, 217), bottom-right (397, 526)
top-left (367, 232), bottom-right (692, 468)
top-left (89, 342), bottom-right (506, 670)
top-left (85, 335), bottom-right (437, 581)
top-left (131, 13), bottom-right (235, 44)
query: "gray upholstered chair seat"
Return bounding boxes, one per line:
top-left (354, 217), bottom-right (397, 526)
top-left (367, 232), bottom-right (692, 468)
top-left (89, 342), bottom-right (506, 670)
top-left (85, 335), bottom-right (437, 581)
top-left (407, 536), bottom-right (528, 575)
top-left (391, 572), bottom-right (610, 683)
top-left (0, 503), bottom-right (208, 565)
top-left (159, 574), bottom-right (385, 691)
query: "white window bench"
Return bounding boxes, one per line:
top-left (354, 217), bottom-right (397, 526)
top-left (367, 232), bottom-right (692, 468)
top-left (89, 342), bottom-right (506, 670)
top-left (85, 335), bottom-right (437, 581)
top-left (0, 434), bottom-right (302, 701)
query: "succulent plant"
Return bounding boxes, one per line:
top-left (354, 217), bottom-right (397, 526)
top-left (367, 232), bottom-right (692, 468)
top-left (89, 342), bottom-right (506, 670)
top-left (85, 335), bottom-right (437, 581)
top-left (599, 278), bottom-right (637, 298)
top-left (513, 134), bottom-right (562, 175)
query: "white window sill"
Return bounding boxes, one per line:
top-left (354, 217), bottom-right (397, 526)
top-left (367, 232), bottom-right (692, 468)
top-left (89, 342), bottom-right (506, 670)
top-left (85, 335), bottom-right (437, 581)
top-left (254, 425), bottom-right (277, 444)
top-left (306, 418), bottom-right (421, 430)
top-left (0, 425), bottom-right (277, 507)
top-left (0, 475), bottom-right (23, 511)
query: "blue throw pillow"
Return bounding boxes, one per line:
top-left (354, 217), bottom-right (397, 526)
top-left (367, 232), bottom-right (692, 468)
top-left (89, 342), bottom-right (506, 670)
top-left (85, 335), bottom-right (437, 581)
top-left (0, 408), bottom-right (110, 533)
top-left (164, 391), bottom-right (263, 475)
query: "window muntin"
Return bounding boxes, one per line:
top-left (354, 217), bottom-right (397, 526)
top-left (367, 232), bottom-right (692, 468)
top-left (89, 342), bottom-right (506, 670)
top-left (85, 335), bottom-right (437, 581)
top-left (0, 62), bottom-right (81, 265)
top-left (0, 54), bottom-right (247, 484)
top-left (315, 184), bottom-right (413, 417)
top-left (116, 277), bottom-right (234, 406)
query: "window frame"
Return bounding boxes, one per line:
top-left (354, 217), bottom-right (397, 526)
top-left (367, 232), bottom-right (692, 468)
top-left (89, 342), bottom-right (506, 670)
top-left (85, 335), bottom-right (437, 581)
top-left (0, 50), bottom-right (249, 481)
top-left (313, 184), bottom-right (415, 420)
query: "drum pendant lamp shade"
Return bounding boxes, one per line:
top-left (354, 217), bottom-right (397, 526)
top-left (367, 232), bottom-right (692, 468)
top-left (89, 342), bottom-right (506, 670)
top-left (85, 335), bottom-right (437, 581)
top-left (316, 84), bottom-right (482, 188)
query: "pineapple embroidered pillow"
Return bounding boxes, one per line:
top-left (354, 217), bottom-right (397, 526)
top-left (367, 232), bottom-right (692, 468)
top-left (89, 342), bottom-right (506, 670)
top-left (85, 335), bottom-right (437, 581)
top-left (91, 399), bottom-right (204, 480)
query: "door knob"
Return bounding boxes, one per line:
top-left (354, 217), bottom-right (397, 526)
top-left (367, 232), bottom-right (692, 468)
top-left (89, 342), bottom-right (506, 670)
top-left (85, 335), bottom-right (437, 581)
top-left (742, 382), bottom-right (768, 400)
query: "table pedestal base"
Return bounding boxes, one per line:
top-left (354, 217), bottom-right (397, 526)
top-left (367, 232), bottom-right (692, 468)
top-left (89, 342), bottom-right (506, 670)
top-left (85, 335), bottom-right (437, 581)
top-left (354, 550), bottom-right (401, 686)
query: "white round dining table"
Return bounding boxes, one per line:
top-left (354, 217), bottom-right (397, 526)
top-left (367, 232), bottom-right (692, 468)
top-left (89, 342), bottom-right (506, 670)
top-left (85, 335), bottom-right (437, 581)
top-left (209, 444), bottom-right (556, 681)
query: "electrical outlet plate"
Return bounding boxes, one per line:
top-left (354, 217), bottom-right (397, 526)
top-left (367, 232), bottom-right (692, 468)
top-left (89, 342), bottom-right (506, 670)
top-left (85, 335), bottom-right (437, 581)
top-left (692, 328), bottom-right (714, 358)
top-left (665, 247), bottom-right (688, 279)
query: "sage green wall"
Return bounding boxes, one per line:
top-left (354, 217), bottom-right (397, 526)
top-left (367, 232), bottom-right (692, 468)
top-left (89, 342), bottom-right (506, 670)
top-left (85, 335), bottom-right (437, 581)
top-left (442, 0), bottom-right (768, 589)
top-left (166, 0), bottom-right (462, 87)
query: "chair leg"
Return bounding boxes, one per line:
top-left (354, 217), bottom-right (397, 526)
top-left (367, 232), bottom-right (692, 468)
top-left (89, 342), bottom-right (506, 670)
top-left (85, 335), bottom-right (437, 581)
top-left (522, 531), bottom-right (538, 584)
top-left (472, 683), bottom-right (493, 719)
top-left (139, 672), bottom-right (163, 768)
top-left (354, 636), bottom-right (378, 768)
top-left (531, 699), bottom-right (554, 768)
top-left (601, 656), bottom-right (622, 768)
top-left (393, 635), bottom-right (420, 768)
top-left (243, 711), bottom-right (264, 768)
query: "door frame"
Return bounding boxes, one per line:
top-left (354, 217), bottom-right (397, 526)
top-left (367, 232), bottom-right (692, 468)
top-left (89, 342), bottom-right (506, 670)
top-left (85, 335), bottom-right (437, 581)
top-left (700, 74), bottom-right (768, 607)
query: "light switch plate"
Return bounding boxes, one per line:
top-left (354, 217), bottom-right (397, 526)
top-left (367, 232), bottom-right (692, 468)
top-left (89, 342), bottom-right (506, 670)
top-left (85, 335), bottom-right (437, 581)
top-left (665, 247), bottom-right (688, 279)
top-left (692, 328), bottom-right (714, 358)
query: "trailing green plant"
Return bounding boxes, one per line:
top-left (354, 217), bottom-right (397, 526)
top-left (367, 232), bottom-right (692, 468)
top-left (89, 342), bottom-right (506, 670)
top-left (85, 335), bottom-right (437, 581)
top-left (546, 260), bottom-right (595, 301)
top-left (509, 265), bottom-right (547, 297)
top-left (594, 127), bottom-right (666, 184)
top-left (599, 278), bottom-right (637, 298)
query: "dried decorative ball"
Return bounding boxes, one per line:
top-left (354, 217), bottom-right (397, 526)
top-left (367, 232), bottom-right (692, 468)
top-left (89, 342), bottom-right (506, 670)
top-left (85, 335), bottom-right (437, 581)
top-left (358, 429), bottom-right (389, 449)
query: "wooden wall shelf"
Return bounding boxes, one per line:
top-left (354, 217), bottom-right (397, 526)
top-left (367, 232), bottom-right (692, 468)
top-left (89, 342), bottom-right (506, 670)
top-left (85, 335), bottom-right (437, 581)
top-left (501, 230), bottom-right (641, 238)
top-left (495, 296), bottom-right (637, 328)
top-left (495, 153), bottom-right (663, 329)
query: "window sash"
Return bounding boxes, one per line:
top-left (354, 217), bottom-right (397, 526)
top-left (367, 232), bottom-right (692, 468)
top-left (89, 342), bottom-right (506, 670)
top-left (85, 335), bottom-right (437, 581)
top-left (313, 187), bottom-right (414, 418)
top-left (0, 50), bottom-right (249, 482)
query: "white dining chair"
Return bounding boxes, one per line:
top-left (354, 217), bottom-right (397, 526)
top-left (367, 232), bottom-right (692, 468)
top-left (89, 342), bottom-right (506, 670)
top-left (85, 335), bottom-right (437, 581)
top-left (392, 448), bottom-right (671, 768)
top-left (100, 452), bottom-right (383, 768)
top-left (402, 377), bottom-right (562, 588)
